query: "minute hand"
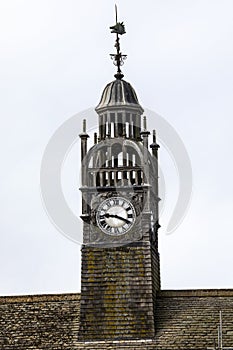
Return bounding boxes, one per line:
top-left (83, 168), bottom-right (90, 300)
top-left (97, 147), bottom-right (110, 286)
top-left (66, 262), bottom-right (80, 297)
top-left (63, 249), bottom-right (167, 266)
top-left (105, 213), bottom-right (131, 224)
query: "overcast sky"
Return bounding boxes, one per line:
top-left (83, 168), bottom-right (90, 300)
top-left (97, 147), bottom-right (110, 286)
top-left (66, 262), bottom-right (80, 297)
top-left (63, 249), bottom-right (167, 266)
top-left (1, 0), bottom-right (233, 296)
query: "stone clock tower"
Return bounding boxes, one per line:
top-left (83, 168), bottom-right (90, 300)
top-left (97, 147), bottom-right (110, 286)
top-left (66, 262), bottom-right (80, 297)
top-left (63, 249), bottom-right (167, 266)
top-left (78, 13), bottom-right (160, 341)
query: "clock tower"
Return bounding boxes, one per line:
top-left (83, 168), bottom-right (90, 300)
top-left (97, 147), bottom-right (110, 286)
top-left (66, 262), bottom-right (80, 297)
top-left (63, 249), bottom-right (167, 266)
top-left (78, 12), bottom-right (160, 341)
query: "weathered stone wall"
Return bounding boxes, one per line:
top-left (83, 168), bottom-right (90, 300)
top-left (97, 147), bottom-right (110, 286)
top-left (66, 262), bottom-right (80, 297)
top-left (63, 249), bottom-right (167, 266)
top-left (151, 246), bottom-right (160, 295)
top-left (79, 242), bottom-right (157, 340)
top-left (78, 242), bottom-right (156, 341)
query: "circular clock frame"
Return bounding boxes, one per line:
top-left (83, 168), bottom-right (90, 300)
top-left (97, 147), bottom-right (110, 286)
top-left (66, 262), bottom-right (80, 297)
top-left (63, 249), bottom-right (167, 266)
top-left (96, 196), bottom-right (136, 235)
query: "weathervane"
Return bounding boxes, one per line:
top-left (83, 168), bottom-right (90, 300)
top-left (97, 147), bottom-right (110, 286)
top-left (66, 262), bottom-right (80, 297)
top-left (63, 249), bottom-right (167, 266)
top-left (110, 5), bottom-right (127, 79)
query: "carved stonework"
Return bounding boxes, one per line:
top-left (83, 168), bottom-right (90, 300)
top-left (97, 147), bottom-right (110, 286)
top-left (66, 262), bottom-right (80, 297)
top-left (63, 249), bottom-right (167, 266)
top-left (89, 217), bottom-right (142, 246)
top-left (85, 191), bottom-right (145, 246)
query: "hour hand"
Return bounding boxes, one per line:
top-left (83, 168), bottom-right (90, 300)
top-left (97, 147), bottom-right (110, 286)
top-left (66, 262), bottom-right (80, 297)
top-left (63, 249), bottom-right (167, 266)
top-left (104, 213), bottom-right (131, 224)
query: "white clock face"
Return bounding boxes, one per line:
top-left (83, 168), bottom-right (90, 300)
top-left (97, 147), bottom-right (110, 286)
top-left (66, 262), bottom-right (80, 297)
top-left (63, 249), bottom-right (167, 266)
top-left (96, 197), bottom-right (136, 235)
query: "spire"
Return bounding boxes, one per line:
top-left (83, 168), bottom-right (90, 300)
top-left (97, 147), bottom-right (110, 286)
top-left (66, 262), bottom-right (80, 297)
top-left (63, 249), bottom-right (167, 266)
top-left (109, 5), bottom-right (127, 80)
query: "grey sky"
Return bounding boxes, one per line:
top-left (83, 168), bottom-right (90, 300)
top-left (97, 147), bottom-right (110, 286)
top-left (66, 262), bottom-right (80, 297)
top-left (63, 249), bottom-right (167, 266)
top-left (0, 0), bottom-right (233, 295)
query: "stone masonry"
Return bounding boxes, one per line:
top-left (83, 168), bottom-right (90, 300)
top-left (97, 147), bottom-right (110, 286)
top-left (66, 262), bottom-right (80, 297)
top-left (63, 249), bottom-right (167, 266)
top-left (78, 242), bottom-right (157, 341)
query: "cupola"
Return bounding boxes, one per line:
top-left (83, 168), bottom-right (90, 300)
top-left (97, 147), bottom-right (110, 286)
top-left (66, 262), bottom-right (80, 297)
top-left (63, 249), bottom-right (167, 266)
top-left (96, 79), bottom-right (143, 114)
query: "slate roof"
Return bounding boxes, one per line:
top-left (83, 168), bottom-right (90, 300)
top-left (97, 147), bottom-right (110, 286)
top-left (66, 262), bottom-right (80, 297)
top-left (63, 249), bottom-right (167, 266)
top-left (1, 290), bottom-right (233, 349)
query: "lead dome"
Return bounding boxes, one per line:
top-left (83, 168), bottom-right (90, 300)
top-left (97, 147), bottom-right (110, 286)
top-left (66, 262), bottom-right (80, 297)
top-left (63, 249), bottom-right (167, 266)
top-left (96, 78), bottom-right (143, 113)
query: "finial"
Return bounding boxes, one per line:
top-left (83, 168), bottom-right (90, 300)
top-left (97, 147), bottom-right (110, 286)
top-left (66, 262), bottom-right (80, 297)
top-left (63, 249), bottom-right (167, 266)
top-left (153, 130), bottom-right (156, 143)
top-left (83, 119), bottom-right (86, 133)
top-left (150, 129), bottom-right (160, 151)
top-left (94, 132), bottom-right (97, 144)
top-left (79, 118), bottom-right (89, 138)
top-left (143, 116), bottom-right (147, 131)
top-left (109, 5), bottom-right (127, 80)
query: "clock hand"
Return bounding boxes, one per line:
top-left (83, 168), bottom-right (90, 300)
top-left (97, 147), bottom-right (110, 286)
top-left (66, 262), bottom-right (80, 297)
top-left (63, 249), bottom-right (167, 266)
top-left (114, 215), bottom-right (131, 224)
top-left (104, 213), bottom-right (131, 224)
top-left (104, 213), bottom-right (118, 219)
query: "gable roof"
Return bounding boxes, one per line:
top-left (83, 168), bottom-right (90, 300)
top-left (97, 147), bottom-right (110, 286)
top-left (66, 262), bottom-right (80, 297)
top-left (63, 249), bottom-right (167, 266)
top-left (1, 290), bottom-right (233, 349)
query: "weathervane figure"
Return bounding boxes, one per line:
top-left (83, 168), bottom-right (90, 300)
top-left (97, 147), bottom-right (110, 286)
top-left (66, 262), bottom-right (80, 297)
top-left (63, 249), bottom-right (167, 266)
top-left (110, 5), bottom-right (127, 79)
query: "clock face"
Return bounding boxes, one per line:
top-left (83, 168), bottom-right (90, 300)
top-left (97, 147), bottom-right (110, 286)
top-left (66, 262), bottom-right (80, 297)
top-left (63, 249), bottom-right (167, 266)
top-left (96, 197), bottom-right (136, 235)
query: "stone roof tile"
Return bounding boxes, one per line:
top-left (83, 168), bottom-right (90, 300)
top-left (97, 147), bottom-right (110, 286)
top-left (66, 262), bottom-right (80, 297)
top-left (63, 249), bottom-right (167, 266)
top-left (1, 290), bottom-right (233, 349)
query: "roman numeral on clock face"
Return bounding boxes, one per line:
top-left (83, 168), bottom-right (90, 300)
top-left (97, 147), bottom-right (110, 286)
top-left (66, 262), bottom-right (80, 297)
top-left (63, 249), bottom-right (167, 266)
top-left (113, 199), bottom-right (119, 206)
top-left (102, 223), bottom-right (111, 232)
top-left (114, 227), bottom-right (121, 234)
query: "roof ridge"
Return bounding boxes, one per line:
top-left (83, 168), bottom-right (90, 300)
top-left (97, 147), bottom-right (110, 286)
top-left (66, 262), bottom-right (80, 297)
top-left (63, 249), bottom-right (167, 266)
top-left (0, 292), bottom-right (81, 304)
